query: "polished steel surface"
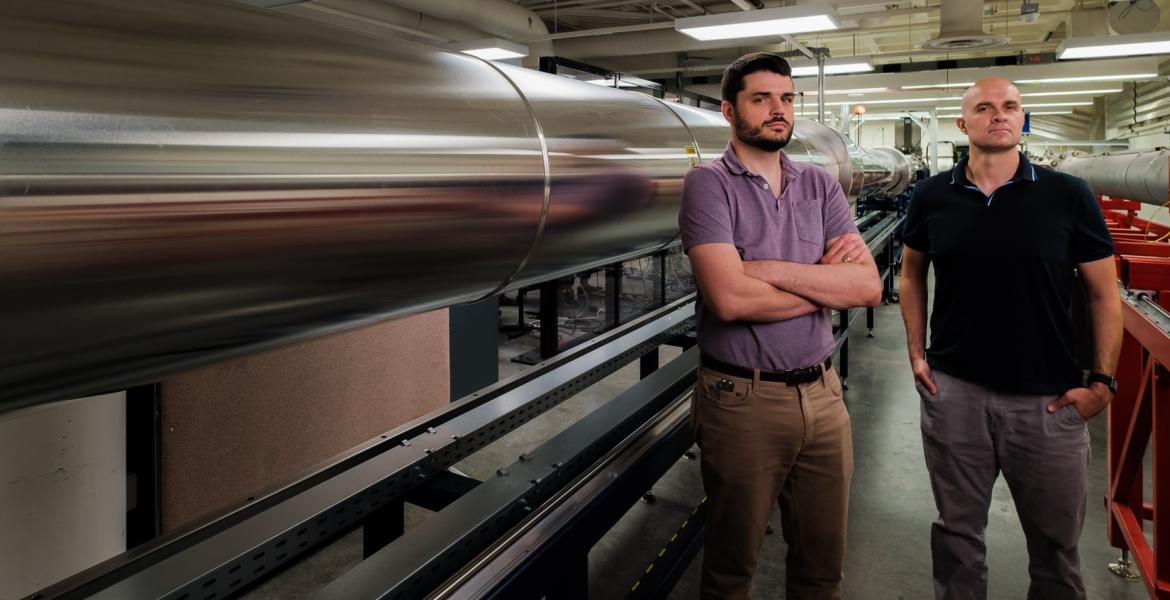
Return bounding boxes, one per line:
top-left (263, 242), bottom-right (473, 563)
top-left (0, 0), bottom-right (912, 410)
top-left (496, 65), bottom-right (693, 289)
top-left (1054, 150), bottom-right (1170, 206)
top-left (866, 147), bottom-right (914, 196)
top-left (1, 0), bottom-right (546, 409)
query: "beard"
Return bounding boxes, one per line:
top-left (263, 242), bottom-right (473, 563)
top-left (732, 114), bottom-right (792, 152)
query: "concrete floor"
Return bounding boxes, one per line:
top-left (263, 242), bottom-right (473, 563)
top-left (245, 297), bottom-right (1151, 599)
top-left (583, 300), bottom-right (1149, 600)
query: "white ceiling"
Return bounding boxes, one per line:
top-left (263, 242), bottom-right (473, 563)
top-left (266, 0), bottom-right (1170, 138)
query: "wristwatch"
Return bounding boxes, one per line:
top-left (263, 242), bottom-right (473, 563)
top-left (1087, 372), bottom-right (1118, 395)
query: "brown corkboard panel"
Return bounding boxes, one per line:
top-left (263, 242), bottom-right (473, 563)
top-left (159, 309), bottom-right (449, 531)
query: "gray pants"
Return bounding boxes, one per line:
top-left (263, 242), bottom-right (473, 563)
top-left (918, 369), bottom-right (1090, 600)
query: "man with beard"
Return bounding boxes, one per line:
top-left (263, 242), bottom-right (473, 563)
top-left (678, 53), bottom-right (882, 600)
top-left (899, 78), bottom-right (1121, 599)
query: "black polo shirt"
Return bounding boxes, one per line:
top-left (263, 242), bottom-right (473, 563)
top-left (902, 153), bottom-right (1113, 394)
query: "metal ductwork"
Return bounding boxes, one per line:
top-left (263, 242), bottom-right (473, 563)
top-left (919, 0), bottom-right (1007, 51)
top-left (260, 0), bottom-right (490, 46)
top-left (1053, 149), bottom-right (1170, 206)
top-left (381, 0), bottom-right (554, 68)
top-left (0, 0), bottom-right (912, 413)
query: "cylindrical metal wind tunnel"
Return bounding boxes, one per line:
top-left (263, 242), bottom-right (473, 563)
top-left (1053, 150), bottom-right (1170, 206)
top-left (0, 0), bottom-right (912, 412)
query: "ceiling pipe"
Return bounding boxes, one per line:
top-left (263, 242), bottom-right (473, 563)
top-left (382, 0), bottom-right (553, 68)
top-left (264, 0), bottom-right (486, 45)
top-left (622, 40), bottom-right (1060, 76)
top-left (920, 0), bottom-right (1007, 50)
top-left (552, 7), bottom-right (1074, 59)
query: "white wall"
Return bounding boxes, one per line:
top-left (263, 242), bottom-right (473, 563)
top-left (1131, 132), bottom-right (1170, 150)
top-left (856, 121), bottom-right (895, 148)
top-left (1, 393), bottom-right (126, 598)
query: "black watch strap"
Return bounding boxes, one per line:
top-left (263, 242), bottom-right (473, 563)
top-left (1087, 372), bottom-right (1118, 394)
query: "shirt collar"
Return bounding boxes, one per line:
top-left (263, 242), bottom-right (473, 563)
top-left (721, 141), bottom-right (797, 184)
top-left (950, 151), bottom-right (1037, 187)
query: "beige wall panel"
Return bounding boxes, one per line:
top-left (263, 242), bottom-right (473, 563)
top-left (159, 309), bottom-right (449, 530)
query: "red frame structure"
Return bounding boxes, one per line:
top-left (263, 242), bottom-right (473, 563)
top-left (1104, 196), bottom-right (1170, 598)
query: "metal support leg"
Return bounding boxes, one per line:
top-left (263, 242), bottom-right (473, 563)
top-left (866, 306), bottom-right (875, 338)
top-left (640, 349), bottom-right (659, 379)
top-left (1109, 549), bottom-right (1143, 580)
top-left (840, 338), bottom-right (849, 390)
top-left (539, 280), bottom-right (558, 359)
top-left (546, 555), bottom-right (588, 600)
top-left (838, 308), bottom-right (850, 390)
top-left (657, 251), bottom-right (667, 307)
top-left (606, 264), bottom-right (622, 329)
top-left (363, 499), bottom-right (405, 558)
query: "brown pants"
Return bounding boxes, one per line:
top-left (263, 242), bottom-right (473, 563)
top-left (693, 364), bottom-right (854, 600)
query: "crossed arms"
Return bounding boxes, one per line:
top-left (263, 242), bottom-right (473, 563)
top-left (688, 233), bottom-right (883, 323)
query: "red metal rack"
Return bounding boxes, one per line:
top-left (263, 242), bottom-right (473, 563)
top-left (1104, 195), bottom-right (1170, 598)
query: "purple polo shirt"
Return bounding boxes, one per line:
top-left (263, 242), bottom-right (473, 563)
top-left (678, 142), bottom-right (857, 370)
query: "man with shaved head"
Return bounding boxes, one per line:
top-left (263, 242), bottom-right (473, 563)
top-left (899, 78), bottom-right (1123, 599)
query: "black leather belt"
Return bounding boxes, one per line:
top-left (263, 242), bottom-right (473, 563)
top-left (701, 354), bottom-right (832, 385)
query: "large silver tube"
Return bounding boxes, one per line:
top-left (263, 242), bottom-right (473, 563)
top-left (0, 0), bottom-right (912, 412)
top-left (1053, 150), bottom-right (1170, 206)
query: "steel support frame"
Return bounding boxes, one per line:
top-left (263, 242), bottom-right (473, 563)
top-left (458, 394), bottom-right (698, 600)
top-left (1110, 296), bottom-right (1170, 598)
top-left (831, 211), bottom-right (903, 387)
top-left (28, 297), bottom-right (696, 600)
top-left (519, 245), bottom-right (677, 364)
top-left (317, 347), bottom-right (700, 599)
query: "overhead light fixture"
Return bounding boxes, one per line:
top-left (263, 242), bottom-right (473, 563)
top-left (448, 38), bottom-right (529, 61)
top-left (815, 96), bottom-right (955, 106)
top-left (1021, 101), bottom-right (1094, 107)
top-left (1020, 88), bottom-right (1121, 96)
top-left (798, 87), bottom-right (893, 96)
top-left (1057, 32), bottom-right (1170, 60)
top-left (935, 101), bottom-right (1091, 112)
top-left (1020, 1), bottom-right (1040, 24)
top-left (584, 74), bottom-right (659, 89)
top-left (790, 58), bottom-right (873, 77)
top-left (586, 78), bottom-right (637, 88)
top-left (1015, 73), bottom-right (1157, 84)
top-left (902, 82), bottom-right (974, 90)
top-left (938, 110), bottom-right (1074, 118)
top-left (675, 3), bottom-right (838, 41)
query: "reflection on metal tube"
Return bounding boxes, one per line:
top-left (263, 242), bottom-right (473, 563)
top-left (1053, 150), bottom-right (1170, 206)
top-left (0, 0), bottom-right (913, 411)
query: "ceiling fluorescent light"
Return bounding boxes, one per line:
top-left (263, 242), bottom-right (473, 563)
top-left (902, 82), bottom-right (973, 90)
top-left (1015, 73), bottom-right (1156, 84)
top-left (675, 4), bottom-right (838, 41)
top-left (448, 38), bottom-right (528, 61)
top-left (938, 110), bottom-right (1074, 118)
top-left (1057, 32), bottom-right (1170, 60)
top-left (1022, 101), bottom-right (1094, 107)
top-left (585, 78), bottom-right (637, 88)
top-left (934, 101), bottom-right (1092, 110)
top-left (790, 59), bottom-right (873, 77)
top-left (1020, 88), bottom-right (1121, 97)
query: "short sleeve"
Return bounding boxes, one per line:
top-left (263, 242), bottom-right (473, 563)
top-left (821, 174), bottom-right (858, 241)
top-left (1070, 178), bottom-right (1114, 263)
top-left (901, 183), bottom-right (930, 253)
top-left (678, 167), bottom-right (734, 251)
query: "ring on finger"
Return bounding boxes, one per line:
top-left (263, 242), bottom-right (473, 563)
top-left (843, 255), bottom-right (852, 263)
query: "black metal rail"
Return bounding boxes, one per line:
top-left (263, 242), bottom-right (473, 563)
top-left (316, 347), bottom-right (700, 600)
top-left (26, 297), bottom-right (696, 600)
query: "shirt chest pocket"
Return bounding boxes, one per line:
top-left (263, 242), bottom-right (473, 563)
top-left (791, 198), bottom-right (825, 248)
